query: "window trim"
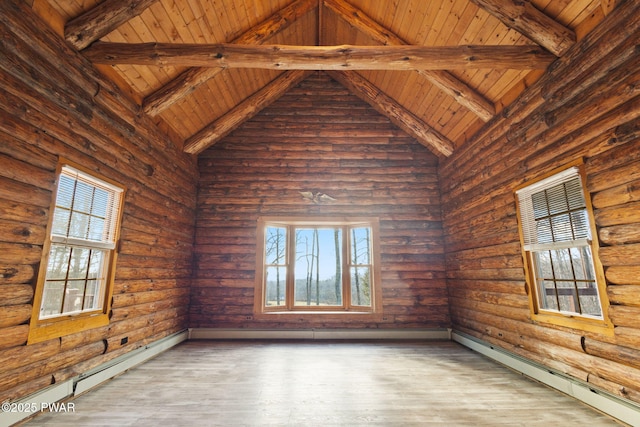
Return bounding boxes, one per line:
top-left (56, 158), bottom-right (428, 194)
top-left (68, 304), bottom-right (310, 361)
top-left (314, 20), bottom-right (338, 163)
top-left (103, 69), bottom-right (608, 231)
top-left (28, 160), bottom-right (125, 344)
top-left (514, 160), bottom-right (613, 335)
top-left (254, 216), bottom-right (383, 318)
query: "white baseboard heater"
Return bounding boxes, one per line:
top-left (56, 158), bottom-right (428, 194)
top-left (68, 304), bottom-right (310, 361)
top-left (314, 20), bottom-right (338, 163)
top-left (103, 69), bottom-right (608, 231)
top-left (0, 330), bottom-right (188, 427)
top-left (188, 327), bottom-right (452, 340)
top-left (3, 328), bottom-right (638, 427)
top-left (452, 330), bottom-right (640, 427)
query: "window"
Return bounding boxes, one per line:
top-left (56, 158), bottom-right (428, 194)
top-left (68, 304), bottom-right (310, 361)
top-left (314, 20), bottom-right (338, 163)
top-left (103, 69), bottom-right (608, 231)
top-left (515, 163), bottom-right (612, 333)
top-left (256, 218), bottom-right (382, 314)
top-left (29, 163), bottom-right (124, 343)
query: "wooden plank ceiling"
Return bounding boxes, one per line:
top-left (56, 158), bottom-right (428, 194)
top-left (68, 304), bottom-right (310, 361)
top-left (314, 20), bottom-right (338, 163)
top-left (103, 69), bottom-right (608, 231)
top-left (38, 0), bottom-right (615, 158)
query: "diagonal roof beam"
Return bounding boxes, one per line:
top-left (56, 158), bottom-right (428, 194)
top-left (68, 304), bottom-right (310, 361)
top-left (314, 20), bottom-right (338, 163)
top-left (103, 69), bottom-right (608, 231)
top-left (469, 0), bottom-right (576, 57)
top-left (143, 0), bottom-right (318, 117)
top-left (328, 71), bottom-right (455, 157)
top-left (324, 0), bottom-right (495, 122)
top-left (65, 0), bottom-right (159, 50)
top-left (84, 42), bottom-right (556, 69)
top-left (183, 70), bottom-right (312, 154)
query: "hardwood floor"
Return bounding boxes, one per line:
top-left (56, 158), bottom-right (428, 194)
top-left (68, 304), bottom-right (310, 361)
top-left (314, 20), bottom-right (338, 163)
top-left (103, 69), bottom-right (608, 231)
top-left (23, 340), bottom-right (622, 426)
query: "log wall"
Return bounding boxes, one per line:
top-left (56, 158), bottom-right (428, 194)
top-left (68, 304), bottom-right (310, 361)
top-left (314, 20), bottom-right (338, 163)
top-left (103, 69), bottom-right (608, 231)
top-left (440, 0), bottom-right (640, 405)
top-left (0, 2), bottom-right (197, 403)
top-left (191, 72), bottom-right (449, 329)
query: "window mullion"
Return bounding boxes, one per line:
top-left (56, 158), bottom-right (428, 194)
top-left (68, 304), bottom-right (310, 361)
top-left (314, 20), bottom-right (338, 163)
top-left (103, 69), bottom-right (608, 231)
top-left (343, 225), bottom-right (350, 310)
top-left (286, 225), bottom-right (295, 310)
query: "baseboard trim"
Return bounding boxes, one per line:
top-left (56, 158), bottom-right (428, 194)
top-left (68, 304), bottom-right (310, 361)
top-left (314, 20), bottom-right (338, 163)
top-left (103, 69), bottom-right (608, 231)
top-left (452, 330), bottom-right (640, 427)
top-left (188, 327), bottom-right (452, 341)
top-left (1, 330), bottom-right (188, 427)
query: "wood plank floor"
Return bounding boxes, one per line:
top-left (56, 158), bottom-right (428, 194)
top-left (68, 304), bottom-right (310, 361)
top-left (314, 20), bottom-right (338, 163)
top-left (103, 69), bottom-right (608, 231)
top-left (23, 340), bottom-right (622, 426)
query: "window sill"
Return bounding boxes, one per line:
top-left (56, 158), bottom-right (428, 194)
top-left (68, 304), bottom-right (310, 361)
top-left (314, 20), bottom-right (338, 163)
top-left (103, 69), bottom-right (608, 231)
top-left (531, 311), bottom-right (614, 336)
top-left (254, 311), bottom-right (389, 323)
top-left (28, 312), bottom-right (110, 344)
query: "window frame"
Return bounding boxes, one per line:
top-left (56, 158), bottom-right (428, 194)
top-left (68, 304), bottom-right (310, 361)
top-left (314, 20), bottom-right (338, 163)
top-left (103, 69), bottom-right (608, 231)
top-left (514, 160), bottom-right (613, 335)
top-left (254, 217), bottom-right (383, 318)
top-left (28, 161), bottom-right (125, 344)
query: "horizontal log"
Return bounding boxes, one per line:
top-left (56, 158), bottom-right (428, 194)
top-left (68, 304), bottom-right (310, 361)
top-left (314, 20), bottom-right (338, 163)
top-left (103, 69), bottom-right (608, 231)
top-left (55, 328), bottom-right (185, 387)
top-left (599, 243), bottom-right (640, 266)
top-left (105, 314), bottom-right (186, 354)
top-left (608, 305), bottom-right (640, 329)
top-left (595, 201), bottom-right (640, 227)
top-left (458, 314), bottom-right (640, 392)
top-left (445, 267), bottom-right (525, 282)
top-left (585, 119), bottom-right (640, 176)
top-left (448, 288), bottom-right (528, 308)
top-left (0, 242), bottom-right (43, 264)
top-left (110, 297), bottom-right (190, 322)
top-left (0, 304), bottom-right (31, 328)
top-left (118, 240), bottom-right (192, 259)
top-left (0, 196), bottom-right (48, 227)
top-left (447, 279), bottom-right (527, 296)
top-left (451, 305), bottom-right (588, 352)
top-left (84, 43), bottom-right (556, 70)
top-left (114, 267), bottom-right (192, 281)
top-left (607, 285), bottom-right (640, 307)
top-left (605, 266), bottom-right (640, 285)
top-left (0, 375), bottom-right (53, 405)
top-left (116, 254), bottom-right (192, 271)
top-left (582, 337), bottom-right (640, 372)
top-left (58, 325), bottom-right (108, 352)
top-left (449, 296), bottom-right (531, 322)
top-left (115, 278), bottom-right (192, 294)
top-left (0, 341), bottom-right (105, 392)
top-left (586, 373), bottom-right (640, 404)
top-left (0, 151), bottom-right (55, 189)
top-left (0, 285), bottom-right (34, 306)
top-left (0, 339), bottom-right (59, 374)
top-left (446, 254), bottom-right (523, 271)
top-left (111, 288), bottom-right (189, 308)
top-left (614, 327), bottom-right (640, 350)
top-left (0, 175), bottom-right (51, 209)
top-left (588, 151), bottom-right (640, 193)
top-left (446, 241), bottom-right (522, 261)
top-left (0, 218), bottom-right (46, 245)
top-left (599, 224), bottom-right (640, 246)
top-left (454, 324), bottom-right (592, 381)
top-left (0, 265), bottom-right (35, 285)
top-left (0, 324), bottom-right (28, 351)
top-left (592, 179), bottom-right (640, 208)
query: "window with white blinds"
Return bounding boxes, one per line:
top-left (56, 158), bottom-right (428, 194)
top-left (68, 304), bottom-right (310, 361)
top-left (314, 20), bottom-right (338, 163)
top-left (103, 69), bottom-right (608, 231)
top-left (516, 166), bottom-right (603, 319)
top-left (39, 166), bottom-right (123, 319)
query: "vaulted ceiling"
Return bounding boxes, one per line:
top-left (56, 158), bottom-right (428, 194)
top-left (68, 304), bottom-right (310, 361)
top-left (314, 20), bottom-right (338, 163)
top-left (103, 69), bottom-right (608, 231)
top-left (36, 0), bottom-right (617, 158)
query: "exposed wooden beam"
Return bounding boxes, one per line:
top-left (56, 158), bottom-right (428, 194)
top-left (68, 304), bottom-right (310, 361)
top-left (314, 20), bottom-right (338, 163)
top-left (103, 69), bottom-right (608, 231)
top-left (143, 0), bottom-right (318, 116)
top-left (324, 0), bottom-right (495, 121)
top-left (84, 42), bottom-right (556, 70)
top-left (469, 0), bottom-right (576, 57)
top-left (328, 71), bottom-right (455, 157)
top-left (183, 70), bottom-right (312, 154)
top-left (65, 0), bottom-right (158, 51)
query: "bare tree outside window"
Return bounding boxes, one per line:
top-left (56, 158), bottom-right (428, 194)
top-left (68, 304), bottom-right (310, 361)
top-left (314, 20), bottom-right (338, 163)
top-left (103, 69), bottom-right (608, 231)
top-left (260, 220), bottom-right (378, 313)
